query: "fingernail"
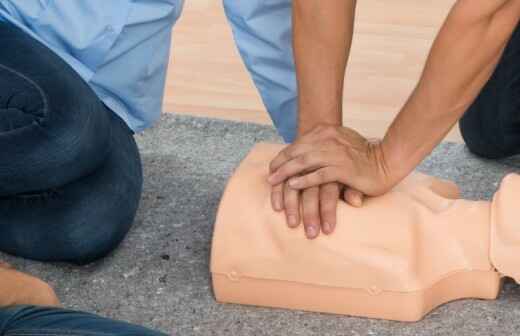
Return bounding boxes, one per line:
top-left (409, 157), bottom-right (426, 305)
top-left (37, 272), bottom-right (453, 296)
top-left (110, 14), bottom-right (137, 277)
top-left (289, 178), bottom-right (300, 188)
top-left (288, 215), bottom-right (298, 227)
top-left (323, 222), bottom-right (331, 233)
top-left (306, 225), bottom-right (317, 238)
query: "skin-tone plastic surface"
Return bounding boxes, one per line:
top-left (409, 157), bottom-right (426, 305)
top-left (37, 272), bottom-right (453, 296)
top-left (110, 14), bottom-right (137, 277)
top-left (211, 143), bottom-right (520, 321)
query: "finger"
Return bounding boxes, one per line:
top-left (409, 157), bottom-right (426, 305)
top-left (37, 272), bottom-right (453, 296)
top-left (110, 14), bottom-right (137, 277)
top-left (343, 188), bottom-right (365, 207)
top-left (302, 187), bottom-right (321, 239)
top-left (283, 181), bottom-right (300, 228)
top-left (319, 183), bottom-right (340, 235)
top-left (269, 148), bottom-right (292, 173)
top-left (270, 183), bottom-right (284, 212)
top-left (288, 167), bottom-right (340, 190)
top-left (269, 143), bottom-right (314, 173)
top-left (269, 152), bottom-right (331, 185)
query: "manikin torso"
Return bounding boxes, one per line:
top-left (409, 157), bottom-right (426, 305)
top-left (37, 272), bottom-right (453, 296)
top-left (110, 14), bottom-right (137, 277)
top-left (211, 143), bottom-right (519, 321)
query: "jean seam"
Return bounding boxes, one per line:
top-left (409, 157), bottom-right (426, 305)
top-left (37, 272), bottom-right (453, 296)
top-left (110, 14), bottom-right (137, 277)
top-left (0, 62), bottom-right (49, 130)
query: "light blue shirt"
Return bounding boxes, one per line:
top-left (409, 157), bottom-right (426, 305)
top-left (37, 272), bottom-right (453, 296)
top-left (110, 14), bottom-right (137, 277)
top-left (0, 0), bottom-right (297, 142)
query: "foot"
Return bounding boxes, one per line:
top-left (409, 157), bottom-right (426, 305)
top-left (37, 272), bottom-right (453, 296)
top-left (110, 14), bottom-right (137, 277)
top-left (0, 261), bottom-right (13, 269)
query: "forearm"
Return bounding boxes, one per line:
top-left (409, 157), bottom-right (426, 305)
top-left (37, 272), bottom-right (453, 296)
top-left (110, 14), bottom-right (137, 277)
top-left (382, 0), bottom-right (520, 182)
top-left (293, 0), bottom-right (357, 136)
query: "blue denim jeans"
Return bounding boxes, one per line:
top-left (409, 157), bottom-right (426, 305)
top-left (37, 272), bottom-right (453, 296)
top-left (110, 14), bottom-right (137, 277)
top-left (0, 21), bottom-right (143, 264)
top-left (0, 306), bottom-right (167, 336)
top-left (460, 23), bottom-right (520, 159)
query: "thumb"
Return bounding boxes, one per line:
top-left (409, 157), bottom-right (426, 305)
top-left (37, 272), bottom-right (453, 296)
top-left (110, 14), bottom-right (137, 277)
top-left (343, 188), bottom-right (365, 207)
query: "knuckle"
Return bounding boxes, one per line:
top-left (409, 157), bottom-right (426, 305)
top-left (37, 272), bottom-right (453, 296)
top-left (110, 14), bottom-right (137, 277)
top-left (303, 208), bottom-right (319, 220)
top-left (297, 154), bottom-right (309, 166)
top-left (284, 200), bottom-right (299, 214)
top-left (283, 182), bottom-right (292, 193)
top-left (302, 194), bottom-right (315, 206)
top-left (284, 196), bottom-right (299, 209)
top-left (323, 126), bottom-right (338, 138)
top-left (276, 166), bottom-right (288, 178)
top-left (285, 208), bottom-right (299, 217)
top-left (316, 169), bottom-right (329, 181)
top-left (322, 200), bottom-right (337, 212)
top-left (321, 192), bottom-right (338, 204)
top-left (302, 191), bottom-right (319, 207)
top-left (321, 211), bottom-right (335, 221)
top-left (314, 124), bottom-right (326, 133)
top-left (284, 205), bottom-right (298, 216)
top-left (305, 218), bottom-right (320, 228)
top-left (285, 147), bottom-right (297, 159)
top-left (269, 161), bottom-right (277, 172)
top-left (280, 150), bottom-right (290, 161)
top-left (329, 137), bottom-right (342, 147)
top-left (324, 182), bottom-right (340, 191)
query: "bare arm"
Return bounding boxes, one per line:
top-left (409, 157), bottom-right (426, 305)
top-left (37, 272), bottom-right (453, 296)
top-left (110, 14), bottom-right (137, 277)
top-left (269, 0), bottom-right (520, 204)
top-left (382, 0), bottom-right (520, 182)
top-left (275, 0), bottom-right (358, 239)
top-left (293, 0), bottom-right (357, 135)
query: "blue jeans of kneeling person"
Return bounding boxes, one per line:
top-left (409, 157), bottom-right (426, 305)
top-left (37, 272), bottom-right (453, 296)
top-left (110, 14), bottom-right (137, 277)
top-left (0, 21), bottom-right (143, 264)
top-left (0, 306), bottom-right (167, 336)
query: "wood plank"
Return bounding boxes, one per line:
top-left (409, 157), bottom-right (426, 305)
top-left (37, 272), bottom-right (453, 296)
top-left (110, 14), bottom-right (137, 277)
top-left (164, 1), bottom-right (462, 142)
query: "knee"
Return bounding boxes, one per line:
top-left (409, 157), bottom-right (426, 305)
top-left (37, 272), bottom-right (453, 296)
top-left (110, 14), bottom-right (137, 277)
top-left (460, 119), bottom-right (497, 159)
top-left (459, 108), bottom-right (513, 159)
top-left (60, 222), bottom-right (131, 265)
top-left (5, 174), bottom-right (142, 265)
top-left (61, 209), bottom-right (137, 265)
top-left (60, 129), bottom-right (142, 265)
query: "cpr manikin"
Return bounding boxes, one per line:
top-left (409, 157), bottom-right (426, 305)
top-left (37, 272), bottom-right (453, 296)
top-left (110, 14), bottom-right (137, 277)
top-left (211, 143), bottom-right (520, 321)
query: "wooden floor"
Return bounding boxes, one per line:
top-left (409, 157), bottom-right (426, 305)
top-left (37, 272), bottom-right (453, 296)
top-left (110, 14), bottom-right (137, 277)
top-left (164, 0), bottom-right (463, 142)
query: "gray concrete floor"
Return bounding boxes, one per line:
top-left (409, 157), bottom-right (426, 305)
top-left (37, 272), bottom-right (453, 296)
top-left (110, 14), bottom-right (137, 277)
top-left (4, 114), bottom-right (520, 335)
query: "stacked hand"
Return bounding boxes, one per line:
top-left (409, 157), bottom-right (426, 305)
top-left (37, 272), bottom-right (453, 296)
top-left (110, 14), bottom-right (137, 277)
top-left (267, 125), bottom-right (397, 239)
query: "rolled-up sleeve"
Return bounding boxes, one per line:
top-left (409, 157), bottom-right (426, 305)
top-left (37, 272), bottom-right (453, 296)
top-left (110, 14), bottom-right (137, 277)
top-left (223, 0), bottom-right (297, 143)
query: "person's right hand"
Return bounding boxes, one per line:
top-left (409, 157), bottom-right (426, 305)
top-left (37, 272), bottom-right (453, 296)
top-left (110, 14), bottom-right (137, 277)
top-left (268, 125), bottom-right (397, 197)
top-left (0, 262), bottom-right (61, 307)
top-left (269, 126), bottom-right (366, 239)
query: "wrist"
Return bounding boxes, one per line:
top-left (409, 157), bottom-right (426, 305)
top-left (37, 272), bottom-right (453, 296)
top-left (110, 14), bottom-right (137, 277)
top-left (297, 108), bottom-right (343, 138)
top-left (378, 135), bottom-right (417, 189)
top-left (365, 139), bottom-right (401, 193)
